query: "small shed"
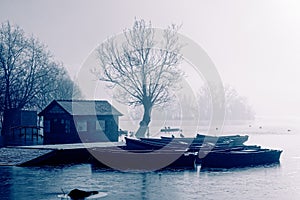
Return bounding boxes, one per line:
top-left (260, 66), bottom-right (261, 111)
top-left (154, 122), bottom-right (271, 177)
top-left (38, 100), bottom-right (122, 144)
top-left (1, 109), bottom-right (41, 146)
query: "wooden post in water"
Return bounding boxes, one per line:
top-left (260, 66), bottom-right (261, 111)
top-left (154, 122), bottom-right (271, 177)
top-left (24, 127), bottom-right (26, 142)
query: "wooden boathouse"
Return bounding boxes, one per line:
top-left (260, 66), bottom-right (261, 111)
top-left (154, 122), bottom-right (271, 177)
top-left (38, 100), bottom-right (122, 144)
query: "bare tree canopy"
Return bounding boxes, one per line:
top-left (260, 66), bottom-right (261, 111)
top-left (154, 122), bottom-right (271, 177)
top-left (34, 64), bottom-right (82, 110)
top-left (0, 21), bottom-right (81, 134)
top-left (94, 19), bottom-right (183, 137)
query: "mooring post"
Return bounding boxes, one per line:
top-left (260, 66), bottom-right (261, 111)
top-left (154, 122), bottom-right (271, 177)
top-left (36, 127), bottom-right (38, 141)
top-left (24, 127), bottom-right (26, 141)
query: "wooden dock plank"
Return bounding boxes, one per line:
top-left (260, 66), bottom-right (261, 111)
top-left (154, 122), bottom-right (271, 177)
top-left (0, 147), bottom-right (53, 166)
top-left (17, 142), bottom-right (125, 150)
top-left (0, 142), bottom-right (125, 166)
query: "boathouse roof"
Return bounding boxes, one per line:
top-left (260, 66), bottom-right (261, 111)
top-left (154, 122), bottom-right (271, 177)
top-left (38, 100), bottom-right (123, 116)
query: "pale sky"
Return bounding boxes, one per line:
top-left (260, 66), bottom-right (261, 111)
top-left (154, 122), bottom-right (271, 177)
top-left (1, 0), bottom-right (300, 117)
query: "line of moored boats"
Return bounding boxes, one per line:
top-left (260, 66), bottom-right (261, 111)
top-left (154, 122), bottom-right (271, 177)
top-left (89, 134), bottom-right (282, 171)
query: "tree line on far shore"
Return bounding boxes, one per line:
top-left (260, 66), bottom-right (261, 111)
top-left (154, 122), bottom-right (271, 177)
top-left (0, 21), bottom-right (81, 134)
top-left (127, 84), bottom-right (255, 122)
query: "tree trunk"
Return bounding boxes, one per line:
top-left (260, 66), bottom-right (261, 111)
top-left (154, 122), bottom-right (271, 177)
top-left (135, 103), bottom-right (152, 138)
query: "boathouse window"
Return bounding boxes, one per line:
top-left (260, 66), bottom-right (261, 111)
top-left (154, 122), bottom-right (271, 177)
top-left (76, 120), bottom-right (87, 132)
top-left (65, 120), bottom-right (70, 134)
top-left (44, 120), bottom-right (50, 133)
top-left (96, 120), bottom-right (105, 131)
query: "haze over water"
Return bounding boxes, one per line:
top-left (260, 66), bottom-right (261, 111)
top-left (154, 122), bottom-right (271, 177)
top-left (1, 0), bottom-right (300, 118)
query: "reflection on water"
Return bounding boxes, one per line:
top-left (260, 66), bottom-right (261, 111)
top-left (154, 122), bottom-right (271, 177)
top-left (0, 160), bottom-right (298, 199)
top-left (1, 125), bottom-right (300, 199)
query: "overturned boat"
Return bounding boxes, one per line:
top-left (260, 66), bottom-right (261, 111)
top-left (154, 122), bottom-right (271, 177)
top-left (57, 188), bottom-right (107, 199)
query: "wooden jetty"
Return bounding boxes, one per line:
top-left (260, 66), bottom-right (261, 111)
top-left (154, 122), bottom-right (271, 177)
top-left (0, 147), bottom-right (53, 166)
top-left (0, 142), bottom-right (124, 166)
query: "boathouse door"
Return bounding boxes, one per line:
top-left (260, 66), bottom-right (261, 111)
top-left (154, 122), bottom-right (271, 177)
top-left (51, 118), bottom-right (65, 134)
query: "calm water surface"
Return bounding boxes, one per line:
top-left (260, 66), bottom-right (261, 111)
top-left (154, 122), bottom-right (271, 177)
top-left (1, 118), bottom-right (300, 199)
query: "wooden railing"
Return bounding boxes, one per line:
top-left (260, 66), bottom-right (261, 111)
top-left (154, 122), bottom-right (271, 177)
top-left (10, 126), bottom-right (43, 141)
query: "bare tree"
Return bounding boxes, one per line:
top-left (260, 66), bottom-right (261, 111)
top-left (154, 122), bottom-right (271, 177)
top-left (34, 65), bottom-right (82, 110)
top-left (52, 71), bottom-right (82, 101)
top-left (224, 85), bottom-right (255, 120)
top-left (0, 21), bottom-right (81, 134)
top-left (94, 19), bottom-right (183, 137)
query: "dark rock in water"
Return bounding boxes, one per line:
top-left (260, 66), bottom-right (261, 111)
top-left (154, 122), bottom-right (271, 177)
top-left (68, 189), bottom-right (98, 199)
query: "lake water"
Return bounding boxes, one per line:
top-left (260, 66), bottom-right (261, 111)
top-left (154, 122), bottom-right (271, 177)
top-left (1, 117), bottom-right (300, 200)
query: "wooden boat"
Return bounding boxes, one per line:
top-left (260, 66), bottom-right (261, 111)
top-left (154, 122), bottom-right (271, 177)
top-left (161, 134), bottom-right (249, 146)
top-left (125, 137), bottom-right (190, 150)
top-left (197, 148), bottom-right (282, 169)
top-left (160, 127), bottom-right (183, 133)
top-left (125, 134), bottom-right (249, 152)
top-left (89, 147), bottom-right (197, 171)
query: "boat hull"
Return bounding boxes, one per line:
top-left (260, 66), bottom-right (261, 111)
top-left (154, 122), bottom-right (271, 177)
top-left (198, 149), bottom-right (282, 169)
top-left (125, 135), bottom-right (249, 152)
top-left (89, 147), bottom-right (197, 171)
